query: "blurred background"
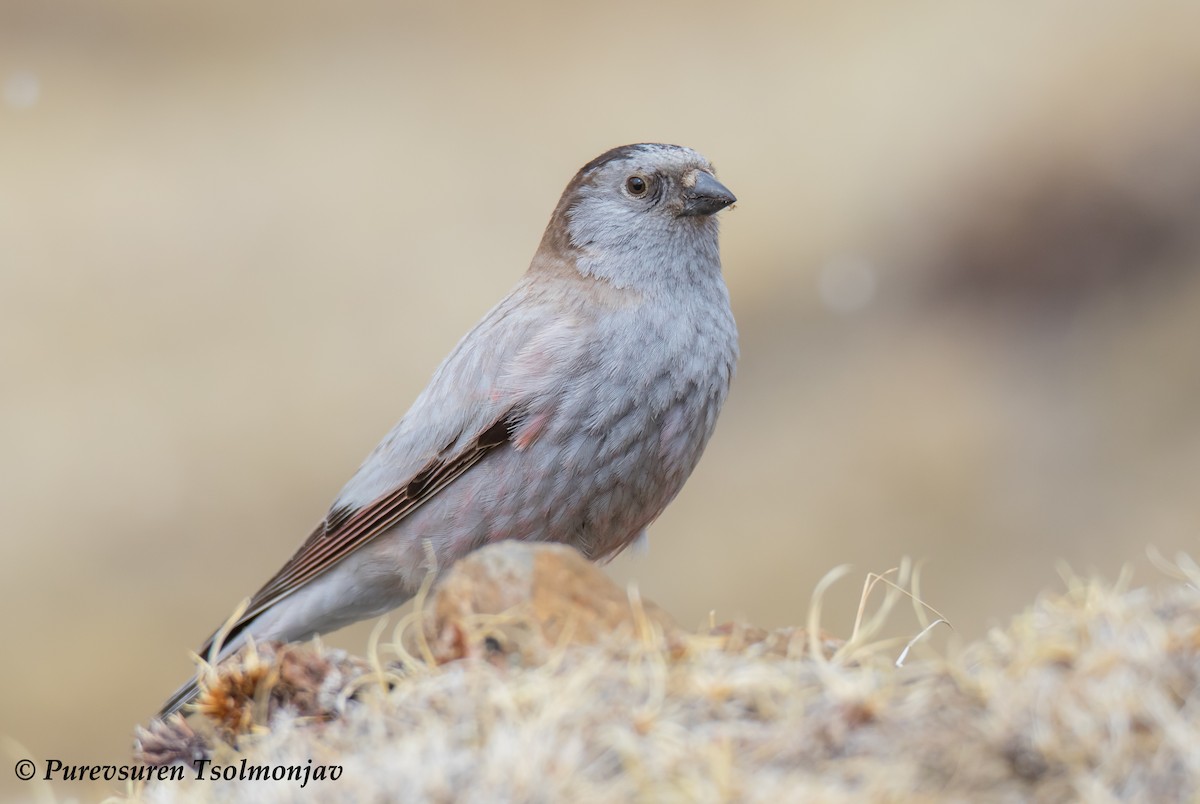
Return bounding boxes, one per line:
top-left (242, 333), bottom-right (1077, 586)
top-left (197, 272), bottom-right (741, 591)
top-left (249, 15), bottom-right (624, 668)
top-left (3, 1), bottom-right (1199, 799)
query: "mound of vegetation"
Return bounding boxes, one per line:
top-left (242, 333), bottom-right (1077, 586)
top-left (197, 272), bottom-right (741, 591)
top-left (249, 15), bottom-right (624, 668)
top-left (131, 543), bottom-right (1200, 802)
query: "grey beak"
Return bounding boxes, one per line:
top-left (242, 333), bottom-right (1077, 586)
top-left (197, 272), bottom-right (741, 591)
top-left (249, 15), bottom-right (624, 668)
top-left (681, 172), bottom-right (737, 217)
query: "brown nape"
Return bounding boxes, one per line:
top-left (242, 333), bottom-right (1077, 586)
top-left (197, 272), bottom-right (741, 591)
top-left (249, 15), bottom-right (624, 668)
top-left (536, 175), bottom-right (592, 259)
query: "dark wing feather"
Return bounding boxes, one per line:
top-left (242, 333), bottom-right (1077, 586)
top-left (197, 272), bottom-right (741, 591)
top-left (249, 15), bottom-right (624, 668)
top-left (241, 412), bottom-right (518, 624)
top-left (158, 409), bottom-right (521, 720)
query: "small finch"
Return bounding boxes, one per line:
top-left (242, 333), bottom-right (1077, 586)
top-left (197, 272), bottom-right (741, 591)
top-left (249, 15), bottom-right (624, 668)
top-left (159, 143), bottom-right (738, 717)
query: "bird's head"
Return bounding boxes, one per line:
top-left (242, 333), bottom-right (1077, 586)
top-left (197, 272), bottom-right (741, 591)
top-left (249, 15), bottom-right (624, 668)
top-left (537, 143), bottom-right (736, 289)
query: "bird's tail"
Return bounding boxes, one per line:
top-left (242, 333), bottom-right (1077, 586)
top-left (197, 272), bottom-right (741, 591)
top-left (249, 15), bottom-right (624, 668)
top-left (158, 676), bottom-right (201, 720)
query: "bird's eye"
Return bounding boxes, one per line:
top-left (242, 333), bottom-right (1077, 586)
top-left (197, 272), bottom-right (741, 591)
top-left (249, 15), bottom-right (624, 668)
top-left (625, 175), bottom-right (649, 197)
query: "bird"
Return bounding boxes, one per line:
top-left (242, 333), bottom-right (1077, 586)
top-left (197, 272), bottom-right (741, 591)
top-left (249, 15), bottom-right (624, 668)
top-left (158, 143), bottom-right (739, 718)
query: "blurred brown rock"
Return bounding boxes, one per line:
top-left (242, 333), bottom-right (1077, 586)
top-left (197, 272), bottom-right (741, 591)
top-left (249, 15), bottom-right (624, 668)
top-left (421, 541), bottom-right (682, 666)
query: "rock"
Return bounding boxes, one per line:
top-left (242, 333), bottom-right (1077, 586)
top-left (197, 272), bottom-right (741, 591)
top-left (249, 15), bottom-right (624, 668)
top-left (421, 541), bottom-right (681, 665)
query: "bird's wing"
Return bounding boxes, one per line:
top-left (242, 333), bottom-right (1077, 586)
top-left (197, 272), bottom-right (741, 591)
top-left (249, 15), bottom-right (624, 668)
top-left (190, 275), bottom-right (593, 663)
top-left (239, 408), bottom-right (523, 630)
top-left (157, 406), bottom-right (525, 719)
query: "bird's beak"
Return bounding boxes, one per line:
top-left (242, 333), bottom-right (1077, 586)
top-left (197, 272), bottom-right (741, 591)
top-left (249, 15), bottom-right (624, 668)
top-left (680, 171), bottom-right (737, 217)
